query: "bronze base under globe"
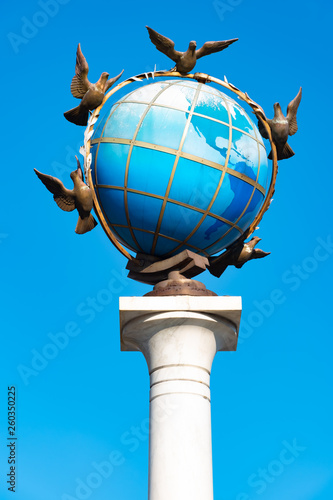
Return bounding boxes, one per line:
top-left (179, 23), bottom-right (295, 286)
top-left (126, 249), bottom-right (209, 285)
top-left (126, 249), bottom-right (216, 296)
top-left (144, 271), bottom-right (217, 297)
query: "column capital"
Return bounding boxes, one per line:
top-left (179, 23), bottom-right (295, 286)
top-left (120, 295), bottom-right (242, 351)
top-left (119, 296), bottom-right (242, 367)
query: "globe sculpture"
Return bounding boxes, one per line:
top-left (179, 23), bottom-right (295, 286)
top-left (31, 34), bottom-right (301, 500)
top-left (90, 79), bottom-right (270, 259)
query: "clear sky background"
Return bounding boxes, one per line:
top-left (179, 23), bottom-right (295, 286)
top-left (1, 0), bottom-right (333, 499)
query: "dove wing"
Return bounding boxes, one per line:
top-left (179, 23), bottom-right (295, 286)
top-left (196, 38), bottom-right (238, 59)
top-left (105, 69), bottom-right (124, 92)
top-left (34, 169), bottom-right (76, 212)
top-left (70, 43), bottom-right (90, 99)
top-left (287, 87), bottom-right (302, 136)
top-left (146, 26), bottom-right (182, 62)
top-left (257, 117), bottom-right (269, 139)
top-left (208, 257), bottom-right (229, 278)
top-left (252, 249), bottom-right (271, 260)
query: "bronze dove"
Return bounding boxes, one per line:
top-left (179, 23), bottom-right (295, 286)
top-left (258, 87), bottom-right (302, 160)
top-left (146, 26), bottom-right (238, 74)
top-left (208, 237), bottom-right (270, 278)
top-left (34, 157), bottom-right (98, 235)
top-left (64, 43), bottom-right (124, 126)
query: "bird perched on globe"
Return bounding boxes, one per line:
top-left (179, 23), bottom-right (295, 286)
top-left (208, 237), bottom-right (270, 278)
top-left (34, 157), bottom-right (97, 234)
top-left (257, 87), bottom-right (302, 160)
top-left (146, 26), bottom-right (238, 73)
top-left (64, 43), bottom-right (124, 126)
top-left (35, 27), bottom-right (302, 294)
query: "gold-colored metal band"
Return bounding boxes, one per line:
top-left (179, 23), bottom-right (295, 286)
top-left (151, 84), bottom-right (202, 254)
top-left (91, 138), bottom-right (266, 196)
top-left (95, 184), bottom-right (244, 233)
top-left (204, 74), bottom-right (278, 242)
top-left (202, 113), bottom-right (263, 253)
top-left (106, 99), bottom-right (265, 147)
top-left (164, 88), bottom-right (233, 256)
top-left (93, 102), bottom-right (122, 186)
top-left (109, 223), bottom-right (210, 256)
top-left (87, 168), bottom-right (133, 260)
top-left (84, 70), bottom-right (278, 262)
top-left (123, 82), bottom-right (177, 252)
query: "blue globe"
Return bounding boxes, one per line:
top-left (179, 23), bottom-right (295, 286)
top-left (90, 79), bottom-right (270, 257)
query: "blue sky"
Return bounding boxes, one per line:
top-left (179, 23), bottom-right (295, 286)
top-left (1, 0), bottom-right (333, 499)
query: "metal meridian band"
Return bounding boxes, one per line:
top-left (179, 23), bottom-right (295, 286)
top-left (85, 71), bottom-right (278, 262)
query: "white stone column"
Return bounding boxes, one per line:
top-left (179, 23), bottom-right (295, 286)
top-left (119, 296), bottom-right (242, 500)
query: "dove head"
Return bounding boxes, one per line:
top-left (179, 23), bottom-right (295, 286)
top-left (96, 72), bottom-right (110, 89)
top-left (189, 41), bottom-right (197, 53)
top-left (273, 102), bottom-right (283, 117)
top-left (251, 236), bottom-right (261, 245)
top-left (70, 157), bottom-right (83, 182)
top-left (99, 72), bottom-right (110, 83)
top-left (246, 236), bottom-right (261, 249)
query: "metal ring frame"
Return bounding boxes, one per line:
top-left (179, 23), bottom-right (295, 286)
top-left (85, 70), bottom-right (278, 264)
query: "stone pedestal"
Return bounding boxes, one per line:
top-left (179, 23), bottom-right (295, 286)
top-left (119, 296), bottom-right (242, 500)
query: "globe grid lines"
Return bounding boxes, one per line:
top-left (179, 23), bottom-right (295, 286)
top-left (93, 183), bottom-right (244, 256)
top-left (91, 78), bottom-right (266, 187)
top-left (91, 79), bottom-right (266, 203)
top-left (202, 114), bottom-right (263, 254)
top-left (150, 83), bottom-right (204, 254)
top-left (119, 100), bottom-right (265, 148)
top-left (92, 82), bottom-right (157, 184)
top-left (185, 90), bottom-right (264, 254)
top-left (92, 88), bottom-right (264, 254)
top-left (107, 224), bottom-right (211, 256)
top-left (90, 79), bottom-right (268, 257)
top-left (93, 100), bottom-right (124, 196)
top-left (93, 79), bottom-right (194, 256)
top-left (123, 81), bottom-right (179, 252)
top-left (113, 78), bottom-right (265, 149)
top-left (93, 86), bottom-right (264, 256)
top-left (163, 85), bottom-right (233, 257)
top-left (92, 103), bottom-right (212, 258)
top-left (93, 81), bottom-right (177, 254)
top-left (91, 94), bottom-right (266, 159)
top-left (93, 101), bottom-right (129, 254)
top-left (95, 185), bottom-right (244, 233)
top-left (96, 80), bottom-right (202, 256)
top-left (91, 139), bottom-right (266, 196)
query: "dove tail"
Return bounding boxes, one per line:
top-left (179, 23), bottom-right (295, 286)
top-left (208, 261), bottom-right (229, 278)
top-left (64, 106), bottom-right (89, 126)
top-left (280, 142), bottom-right (295, 160)
top-left (75, 214), bottom-right (98, 235)
top-left (268, 142), bottom-right (295, 161)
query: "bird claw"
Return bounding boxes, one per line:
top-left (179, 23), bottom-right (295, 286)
top-left (193, 72), bottom-right (211, 84)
